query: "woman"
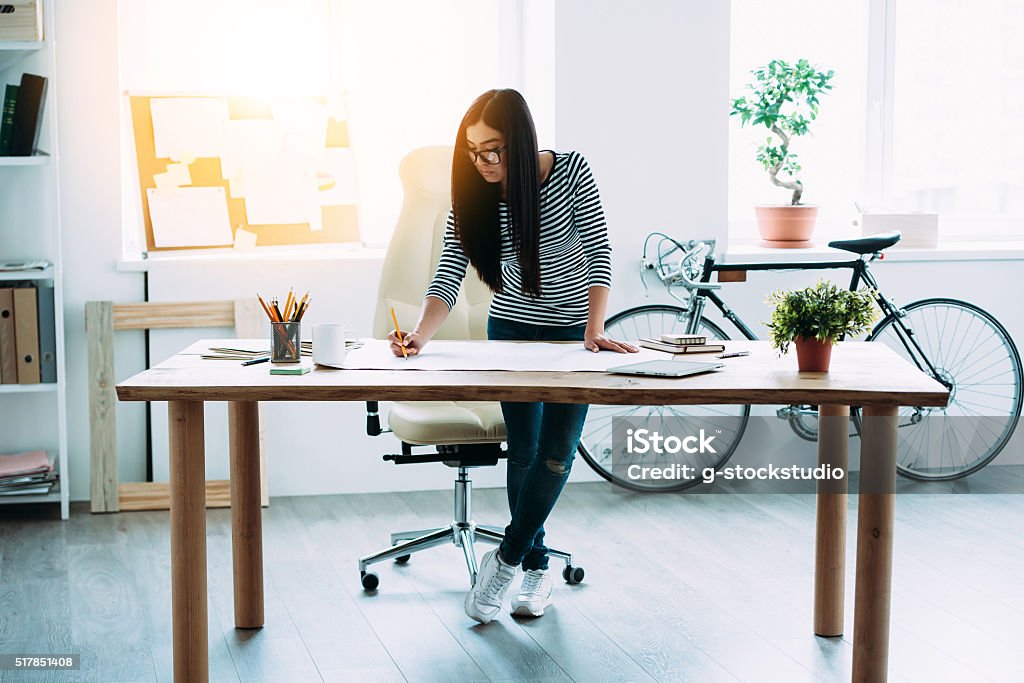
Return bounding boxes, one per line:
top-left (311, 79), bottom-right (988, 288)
top-left (388, 88), bottom-right (638, 623)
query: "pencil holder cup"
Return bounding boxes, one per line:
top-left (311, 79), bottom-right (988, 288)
top-left (271, 321), bottom-right (301, 363)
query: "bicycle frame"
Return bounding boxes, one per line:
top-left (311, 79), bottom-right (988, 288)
top-left (684, 253), bottom-right (949, 387)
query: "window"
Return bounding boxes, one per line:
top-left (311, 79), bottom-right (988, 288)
top-left (728, 1), bottom-right (869, 243)
top-left (888, 0), bottom-right (1024, 238)
top-left (118, 0), bottom-right (520, 254)
top-left (729, 0), bottom-right (1024, 243)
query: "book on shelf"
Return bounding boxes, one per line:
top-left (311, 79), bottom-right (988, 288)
top-left (36, 282), bottom-right (55, 382)
top-left (0, 281), bottom-right (56, 383)
top-left (0, 287), bottom-right (17, 383)
top-left (639, 338), bottom-right (725, 354)
top-left (9, 72), bottom-right (46, 157)
top-left (0, 84), bottom-right (18, 156)
top-left (12, 286), bottom-right (39, 383)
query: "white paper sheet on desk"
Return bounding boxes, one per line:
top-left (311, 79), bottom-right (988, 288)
top-left (339, 339), bottom-right (665, 371)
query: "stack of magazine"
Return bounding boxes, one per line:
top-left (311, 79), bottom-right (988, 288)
top-left (202, 341), bottom-right (314, 360)
top-left (0, 449), bottom-right (57, 496)
top-left (638, 333), bottom-right (725, 355)
top-left (202, 339), bottom-right (363, 361)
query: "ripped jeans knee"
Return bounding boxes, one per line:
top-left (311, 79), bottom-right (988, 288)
top-left (507, 448), bottom-right (536, 473)
top-left (543, 452), bottom-right (574, 476)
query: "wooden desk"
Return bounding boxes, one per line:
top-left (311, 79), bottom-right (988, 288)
top-left (116, 340), bottom-right (948, 682)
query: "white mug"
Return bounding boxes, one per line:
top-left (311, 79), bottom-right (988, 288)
top-left (312, 324), bottom-right (347, 368)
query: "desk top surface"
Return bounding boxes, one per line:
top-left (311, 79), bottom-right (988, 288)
top-left (115, 339), bottom-right (949, 407)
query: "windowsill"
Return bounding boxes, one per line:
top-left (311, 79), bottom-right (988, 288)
top-left (723, 238), bottom-right (1024, 264)
top-left (116, 243), bottom-right (388, 272)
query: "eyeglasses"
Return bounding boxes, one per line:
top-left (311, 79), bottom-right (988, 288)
top-left (461, 146), bottom-right (506, 165)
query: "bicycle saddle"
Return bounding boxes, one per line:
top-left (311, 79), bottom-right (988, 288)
top-left (828, 230), bottom-right (902, 254)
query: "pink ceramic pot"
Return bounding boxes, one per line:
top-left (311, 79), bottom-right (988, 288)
top-left (754, 205), bottom-right (818, 247)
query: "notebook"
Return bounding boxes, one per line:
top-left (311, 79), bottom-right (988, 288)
top-left (639, 338), bottom-right (726, 354)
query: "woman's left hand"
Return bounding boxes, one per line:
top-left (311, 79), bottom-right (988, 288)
top-left (584, 327), bottom-right (640, 353)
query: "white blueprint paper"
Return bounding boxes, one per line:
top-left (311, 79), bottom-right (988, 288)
top-left (338, 339), bottom-right (664, 372)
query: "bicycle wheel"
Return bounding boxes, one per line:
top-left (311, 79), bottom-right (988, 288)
top-left (858, 298), bottom-right (1023, 480)
top-left (577, 305), bottom-right (751, 492)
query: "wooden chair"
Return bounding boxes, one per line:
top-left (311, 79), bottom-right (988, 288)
top-left (86, 299), bottom-right (270, 512)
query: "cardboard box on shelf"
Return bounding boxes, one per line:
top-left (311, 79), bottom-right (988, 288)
top-left (860, 212), bottom-right (939, 248)
top-left (0, 1), bottom-right (43, 41)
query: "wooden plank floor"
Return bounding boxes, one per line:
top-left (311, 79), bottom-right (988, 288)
top-left (1, 471), bottom-right (1023, 682)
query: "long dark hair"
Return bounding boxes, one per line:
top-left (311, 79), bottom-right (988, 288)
top-left (451, 89), bottom-right (542, 297)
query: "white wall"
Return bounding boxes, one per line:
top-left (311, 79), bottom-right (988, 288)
top-left (56, 0), bottom-right (148, 502)
top-left (554, 0), bottom-right (733, 317)
top-left (54, 1), bottom-right (1023, 503)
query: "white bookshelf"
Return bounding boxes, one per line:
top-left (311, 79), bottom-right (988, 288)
top-left (0, 2), bottom-right (68, 519)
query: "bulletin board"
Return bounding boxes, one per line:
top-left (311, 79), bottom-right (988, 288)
top-left (129, 95), bottom-right (360, 251)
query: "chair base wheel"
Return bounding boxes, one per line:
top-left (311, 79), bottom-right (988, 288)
top-left (394, 554), bottom-right (411, 564)
top-left (563, 565), bottom-right (585, 585)
top-left (361, 571), bottom-right (379, 591)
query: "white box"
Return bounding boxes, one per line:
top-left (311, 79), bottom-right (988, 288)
top-left (861, 212), bottom-right (939, 248)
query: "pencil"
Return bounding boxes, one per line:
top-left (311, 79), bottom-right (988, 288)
top-left (389, 306), bottom-right (408, 358)
top-left (296, 297), bottom-right (311, 321)
top-left (293, 292), bottom-right (309, 321)
top-left (284, 288), bottom-right (295, 321)
top-left (272, 298), bottom-right (284, 323)
top-left (256, 293), bottom-right (274, 321)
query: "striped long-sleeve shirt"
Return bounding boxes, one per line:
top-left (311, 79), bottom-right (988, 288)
top-left (424, 150), bottom-right (612, 326)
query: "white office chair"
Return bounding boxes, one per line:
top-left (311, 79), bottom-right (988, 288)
top-left (358, 146), bottom-right (583, 591)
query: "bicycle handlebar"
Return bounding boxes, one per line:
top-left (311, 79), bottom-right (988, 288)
top-left (640, 233), bottom-right (721, 293)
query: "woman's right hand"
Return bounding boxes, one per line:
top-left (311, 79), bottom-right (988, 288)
top-left (387, 329), bottom-right (427, 357)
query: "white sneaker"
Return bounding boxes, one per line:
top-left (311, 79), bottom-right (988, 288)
top-left (464, 549), bottom-right (517, 624)
top-left (510, 568), bottom-right (553, 617)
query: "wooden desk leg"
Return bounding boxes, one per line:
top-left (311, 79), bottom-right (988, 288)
top-left (814, 404), bottom-right (849, 637)
top-left (169, 400), bottom-right (209, 683)
top-left (229, 401), bottom-right (264, 629)
top-left (853, 405), bottom-right (898, 682)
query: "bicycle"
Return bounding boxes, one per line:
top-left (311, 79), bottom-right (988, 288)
top-left (578, 230), bottom-right (1023, 492)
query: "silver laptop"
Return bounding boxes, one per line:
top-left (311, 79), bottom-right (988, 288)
top-left (606, 359), bottom-right (724, 378)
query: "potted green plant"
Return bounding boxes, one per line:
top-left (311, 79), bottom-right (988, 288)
top-left (731, 59), bottom-right (835, 246)
top-left (766, 280), bottom-right (878, 372)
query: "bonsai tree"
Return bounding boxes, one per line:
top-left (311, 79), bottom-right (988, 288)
top-left (766, 279), bottom-right (878, 355)
top-left (730, 59), bottom-right (835, 205)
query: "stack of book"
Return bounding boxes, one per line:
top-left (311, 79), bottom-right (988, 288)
top-left (639, 333), bottom-right (725, 355)
top-left (202, 340), bottom-right (364, 361)
top-left (0, 276), bottom-right (57, 384)
top-left (0, 449), bottom-right (57, 496)
top-left (202, 342), bottom-right (314, 361)
top-left (0, 73), bottom-right (47, 157)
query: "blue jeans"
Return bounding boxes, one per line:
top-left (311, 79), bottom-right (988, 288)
top-left (487, 315), bottom-right (590, 571)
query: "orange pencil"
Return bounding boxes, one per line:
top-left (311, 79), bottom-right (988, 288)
top-left (256, 293), bottom-right (275, 321)
top-left (284, 288), bottom-right (295, 321)
top-left (389, 306), bottom-right (408, 358)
